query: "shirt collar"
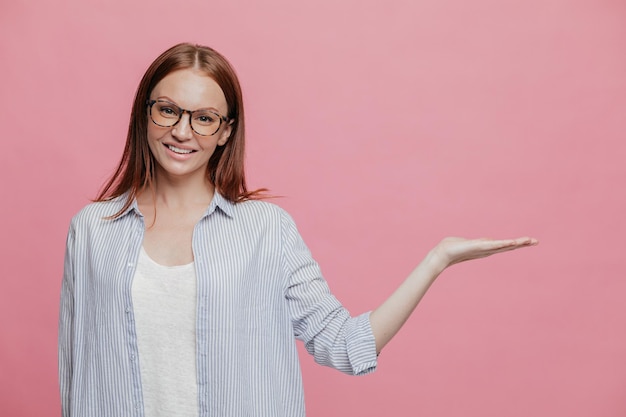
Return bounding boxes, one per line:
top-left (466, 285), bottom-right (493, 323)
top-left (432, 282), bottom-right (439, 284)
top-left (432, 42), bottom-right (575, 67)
top-left (113, 190), bottom-right (235, 220)
top-left (114, 194), bottom-right (142, 220)
top-left (205, 190), bottom-right (235, 218)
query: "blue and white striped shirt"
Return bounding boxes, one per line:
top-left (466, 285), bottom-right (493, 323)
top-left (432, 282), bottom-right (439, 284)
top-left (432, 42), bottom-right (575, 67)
top-left (58, 192), bottom-right (378, 417)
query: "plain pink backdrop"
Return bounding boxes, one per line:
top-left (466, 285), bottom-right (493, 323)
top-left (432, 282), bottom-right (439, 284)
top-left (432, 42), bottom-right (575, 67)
top-left (1, 0), bottom-right (625, 416)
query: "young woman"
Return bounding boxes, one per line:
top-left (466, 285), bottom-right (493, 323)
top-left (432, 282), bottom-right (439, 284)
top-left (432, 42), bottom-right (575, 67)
top-left (58, 43), bottom-right (537, 417)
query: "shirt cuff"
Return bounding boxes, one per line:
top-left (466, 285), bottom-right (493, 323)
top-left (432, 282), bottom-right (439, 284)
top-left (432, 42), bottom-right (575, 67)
top-left (345, 311), bottom-right (378, 375)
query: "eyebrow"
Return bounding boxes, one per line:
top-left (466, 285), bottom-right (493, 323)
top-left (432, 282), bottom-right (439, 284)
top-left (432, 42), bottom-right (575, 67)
top-left (155, 96), bottom-right (225, 114)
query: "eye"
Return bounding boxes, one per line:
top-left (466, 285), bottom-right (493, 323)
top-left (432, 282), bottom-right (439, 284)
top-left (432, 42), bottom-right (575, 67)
top-left (156, 103), bottom-right (180, 118)
top-left (194, 112), bottom-right (218, 125)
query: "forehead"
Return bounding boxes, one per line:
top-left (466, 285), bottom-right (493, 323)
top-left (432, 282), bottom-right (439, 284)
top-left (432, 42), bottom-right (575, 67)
top-left (151, 68), bottom-right (227, 111)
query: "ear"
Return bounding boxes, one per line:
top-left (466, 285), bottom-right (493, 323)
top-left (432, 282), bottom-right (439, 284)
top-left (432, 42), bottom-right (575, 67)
top-left (217, 122), bottom-right (232, 146)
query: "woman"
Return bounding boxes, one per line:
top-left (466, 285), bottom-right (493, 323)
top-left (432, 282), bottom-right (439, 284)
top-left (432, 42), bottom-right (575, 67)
top-left (58, 43), bottom-right (537, 417)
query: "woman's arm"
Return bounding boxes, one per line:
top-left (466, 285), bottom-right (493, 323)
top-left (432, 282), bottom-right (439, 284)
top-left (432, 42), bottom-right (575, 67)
top-left (369, 237), bottom-right (538, 354)
top-left (59, 225), bottom-right (76, 417)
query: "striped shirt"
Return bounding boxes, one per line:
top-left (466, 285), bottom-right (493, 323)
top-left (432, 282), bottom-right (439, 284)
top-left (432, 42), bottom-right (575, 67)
top-left (58, 192), bottom-right (378, 417)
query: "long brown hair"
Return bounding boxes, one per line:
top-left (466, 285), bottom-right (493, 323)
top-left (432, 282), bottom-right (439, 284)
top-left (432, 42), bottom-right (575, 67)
top-left (96, 43), bottom-right (265, 216)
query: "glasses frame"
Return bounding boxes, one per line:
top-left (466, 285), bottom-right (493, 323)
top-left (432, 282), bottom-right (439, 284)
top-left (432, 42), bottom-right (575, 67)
top-left (146, 99), bottom-right (230, 137)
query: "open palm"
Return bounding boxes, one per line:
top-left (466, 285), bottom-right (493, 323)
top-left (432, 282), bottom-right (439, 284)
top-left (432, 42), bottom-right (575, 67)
top-left (433, 236), bottom-right (538, 269)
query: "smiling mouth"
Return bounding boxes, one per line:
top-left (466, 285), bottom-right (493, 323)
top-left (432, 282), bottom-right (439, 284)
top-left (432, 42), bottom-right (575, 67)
top-left (166, 144), bottom-right (195, 154)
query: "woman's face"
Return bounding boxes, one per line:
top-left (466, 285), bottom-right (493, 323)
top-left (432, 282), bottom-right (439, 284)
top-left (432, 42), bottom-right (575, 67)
top-left (146, 68), bottom-right (231, 183)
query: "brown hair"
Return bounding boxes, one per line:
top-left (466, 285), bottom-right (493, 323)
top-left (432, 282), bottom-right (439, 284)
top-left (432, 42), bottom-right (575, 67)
top-left (96, 43), bottom-right (265, 215)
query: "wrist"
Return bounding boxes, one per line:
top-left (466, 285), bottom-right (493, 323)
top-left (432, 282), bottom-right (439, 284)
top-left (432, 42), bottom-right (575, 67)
top-left (424, 247), bottom-right (449, 276)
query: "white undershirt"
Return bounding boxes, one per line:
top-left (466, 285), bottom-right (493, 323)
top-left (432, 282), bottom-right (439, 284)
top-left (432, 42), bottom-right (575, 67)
top-left (131, 247), bottom-right (198, 417)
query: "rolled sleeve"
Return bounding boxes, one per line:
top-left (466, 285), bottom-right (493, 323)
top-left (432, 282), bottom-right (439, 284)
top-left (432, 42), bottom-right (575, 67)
top-left (344, 312), bottom-right (378, 375)
top-left (281, 211), bottom-right (378, 375)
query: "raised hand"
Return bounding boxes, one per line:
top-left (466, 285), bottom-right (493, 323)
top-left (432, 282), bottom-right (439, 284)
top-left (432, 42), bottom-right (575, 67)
top-left (431, 236), bottom-right (538, 270)
top-left (370, 235), bottom-right (538, 353)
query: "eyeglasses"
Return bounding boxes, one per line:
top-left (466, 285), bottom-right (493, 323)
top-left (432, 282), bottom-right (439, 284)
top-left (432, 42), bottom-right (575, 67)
top-left (146, 99), bottom-right (229, 136)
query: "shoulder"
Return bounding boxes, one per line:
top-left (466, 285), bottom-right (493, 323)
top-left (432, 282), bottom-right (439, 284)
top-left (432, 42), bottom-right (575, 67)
top-left (69, 196), bottom-right (131, 230)
top-left (231, 199), bottom-right (295, 225)
top-left (225, 200), bottom-right (302, 239)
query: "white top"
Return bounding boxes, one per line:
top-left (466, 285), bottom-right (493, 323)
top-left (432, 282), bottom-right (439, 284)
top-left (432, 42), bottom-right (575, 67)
top-left (131, 247), bottom-right (198, 417)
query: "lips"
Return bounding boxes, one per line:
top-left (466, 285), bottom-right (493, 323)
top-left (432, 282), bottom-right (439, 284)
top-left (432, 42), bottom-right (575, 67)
top-left (165, 144), bottom-right (195, 154)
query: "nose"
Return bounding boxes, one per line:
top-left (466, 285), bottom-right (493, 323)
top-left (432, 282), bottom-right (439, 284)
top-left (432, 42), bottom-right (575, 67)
top-left (171, 111), bottom-right (194, 141)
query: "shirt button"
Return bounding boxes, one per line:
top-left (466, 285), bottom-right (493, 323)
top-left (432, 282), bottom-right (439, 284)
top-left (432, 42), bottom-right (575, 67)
top-left (135, 403), bottom-right (140, 409)
top-left (130, 354), bottom-right (135, 361)
top-left (127, 262), bottom-right (134, 268)
top-left (125, 306), bottom-right (131, 313)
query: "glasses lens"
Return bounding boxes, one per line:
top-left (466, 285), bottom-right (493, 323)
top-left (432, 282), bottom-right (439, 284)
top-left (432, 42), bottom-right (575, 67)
top-left (149, 100), bottom-right (224, 136)
top-left (151, 101), bottom-right (180, 127)
top-left (190, 110), bottom-right (222, 136)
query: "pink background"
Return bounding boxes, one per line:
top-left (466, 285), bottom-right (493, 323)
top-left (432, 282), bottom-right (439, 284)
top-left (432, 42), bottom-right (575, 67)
top-left (1, 0), bottom-right (625, 416)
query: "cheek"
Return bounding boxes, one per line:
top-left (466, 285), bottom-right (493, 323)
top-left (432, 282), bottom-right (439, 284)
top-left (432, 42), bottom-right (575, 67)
top-left (197, 139), bottom-right (219, 153)
top-left (146, 122), bottom-right (158, 140)
top-left (146, 128), bottom-right (163, 155)
top-left (147, 123), bottom-right (168, 143)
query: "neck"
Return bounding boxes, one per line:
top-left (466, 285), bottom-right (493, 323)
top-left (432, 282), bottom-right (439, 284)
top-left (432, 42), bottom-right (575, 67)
top-left (140, 170), bottom-right (215, 209)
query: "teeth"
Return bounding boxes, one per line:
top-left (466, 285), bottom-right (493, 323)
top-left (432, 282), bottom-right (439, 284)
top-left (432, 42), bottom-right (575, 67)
top-left (167, 145), bottom-right (193, 154)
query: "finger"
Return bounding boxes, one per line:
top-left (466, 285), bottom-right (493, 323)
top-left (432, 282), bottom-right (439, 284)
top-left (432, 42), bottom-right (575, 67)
top-left (474, 238), bottom-right (518, 250)
top-left (477, 237), bottom-right (538, 248)
top-left (515, 237), bottom-right (539, 246)
top-left (484, 239), bottom-right (538, 255)
top-left (464, 238), bottom-right (536, 258)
